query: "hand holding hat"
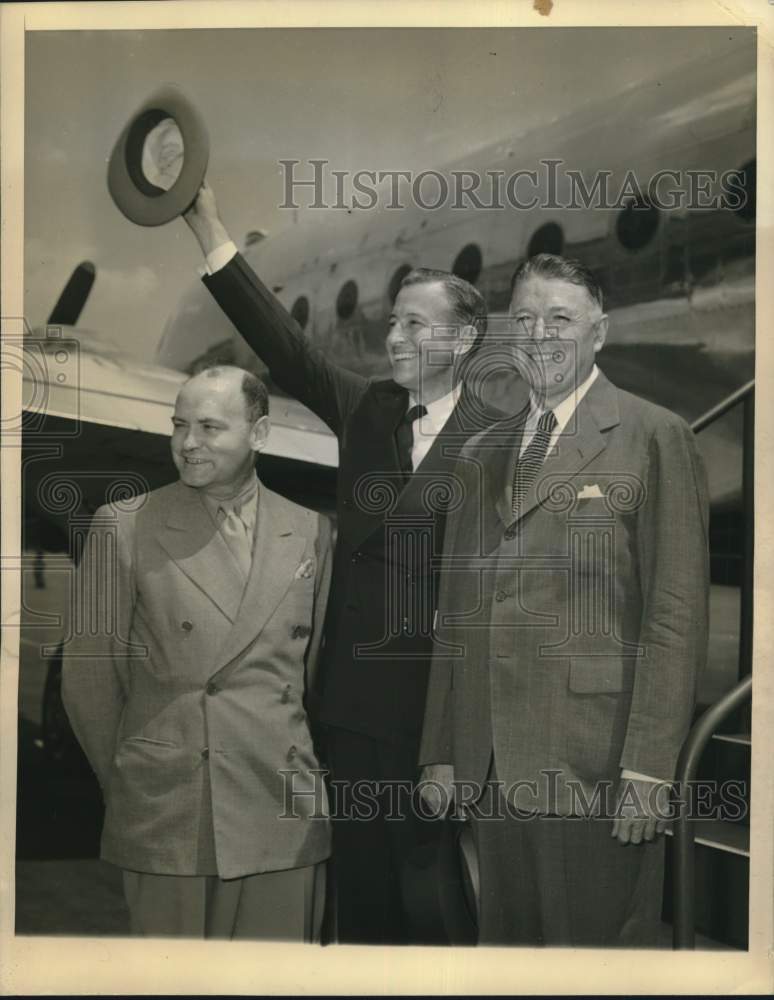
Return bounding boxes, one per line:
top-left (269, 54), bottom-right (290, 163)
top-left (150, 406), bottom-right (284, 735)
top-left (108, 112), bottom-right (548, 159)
top-left (182, 180), bottom-right (232, 258)
top-left (108, 86), bottom-right (210, 227)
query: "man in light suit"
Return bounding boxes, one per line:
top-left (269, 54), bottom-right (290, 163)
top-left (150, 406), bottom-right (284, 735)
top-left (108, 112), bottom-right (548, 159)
top-left (181, 183), bottom-right (522, 943)
top-left (62, 365), bottom-right (333, 939)
top-left (420, 254), bottom-right (710, 946)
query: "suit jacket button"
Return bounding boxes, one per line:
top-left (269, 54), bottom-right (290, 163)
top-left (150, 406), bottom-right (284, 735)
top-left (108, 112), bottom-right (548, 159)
top-left (201, 747), bottom-right (209, 760)
top-left (287, 745), bottom-right (297, 761)
top-left (181, 620), bottom-right (193, 631)
top-left (495, 590), bottom-right (508, 602)
top-left (206, 682), bottom-right (219, 696)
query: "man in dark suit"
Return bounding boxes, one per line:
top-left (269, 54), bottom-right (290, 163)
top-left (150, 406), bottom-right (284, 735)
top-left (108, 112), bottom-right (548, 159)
top-left (182, 183), bottom-right (520, 943)
top-left (420, 253), bottom-right (710, 946)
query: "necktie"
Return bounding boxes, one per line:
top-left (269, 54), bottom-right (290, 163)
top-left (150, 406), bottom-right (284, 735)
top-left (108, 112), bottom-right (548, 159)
top-left (511, 409), bottom-right (557, 515)
top-left (395, 404), bottom-right (427, 480)
top-left (218, 502), bottom-right (252, 582)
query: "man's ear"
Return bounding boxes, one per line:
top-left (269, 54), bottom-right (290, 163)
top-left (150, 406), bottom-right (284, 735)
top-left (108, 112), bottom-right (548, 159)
top-left (454, 323), bottom-right (479, 357)
top-left (593, 315), bottom-right (609, 354)
top-left (250, 415), bottom-right (271, 453)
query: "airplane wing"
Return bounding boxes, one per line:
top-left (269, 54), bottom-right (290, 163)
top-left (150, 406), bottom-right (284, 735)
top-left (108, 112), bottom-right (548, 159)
top-left (20, 332), bottom-right (338, 548)
top-left (23, 333), bottom-right (337, 466)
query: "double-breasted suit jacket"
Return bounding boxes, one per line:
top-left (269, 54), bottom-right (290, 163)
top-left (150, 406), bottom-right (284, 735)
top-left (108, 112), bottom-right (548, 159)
top-left (420, 372), bottom-right (710, 815)
top-left (62, 480), bottom-right (333, 879)
top-left (203, 254), bottom-right (519, 751)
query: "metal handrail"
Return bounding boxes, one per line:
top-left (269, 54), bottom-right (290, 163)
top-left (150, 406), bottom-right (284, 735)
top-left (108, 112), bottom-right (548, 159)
top-left (672, 675), bottom-right (753, 949)
top-left (691, 380), bottom-right (755, 679)
top-left (690, 379), bottom-right (755, 434)
top-left (671, 378), bottom-right (755, 948)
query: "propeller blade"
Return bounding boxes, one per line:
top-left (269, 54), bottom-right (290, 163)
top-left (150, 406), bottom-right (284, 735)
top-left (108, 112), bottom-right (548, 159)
top-left (47, 261), bottom-right (96, 326)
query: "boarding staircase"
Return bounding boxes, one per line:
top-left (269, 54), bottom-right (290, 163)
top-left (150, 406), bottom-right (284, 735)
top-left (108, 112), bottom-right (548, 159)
top-left (668, 380), bottom-right (754, 949)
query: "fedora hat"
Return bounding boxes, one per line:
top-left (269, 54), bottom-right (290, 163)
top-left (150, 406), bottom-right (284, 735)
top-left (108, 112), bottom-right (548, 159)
top-left (107, 86), bottom-right (209, 226)
top-left (401, 818), bottom-right (479, 945)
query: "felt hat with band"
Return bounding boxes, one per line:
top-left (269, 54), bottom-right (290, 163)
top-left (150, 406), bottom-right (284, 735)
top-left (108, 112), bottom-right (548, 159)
top-left (108, 86), bottom-right (209, 227)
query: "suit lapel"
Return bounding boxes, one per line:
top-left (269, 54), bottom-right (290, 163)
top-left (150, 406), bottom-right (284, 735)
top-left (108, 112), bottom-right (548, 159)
top-left (156, 482), bottom-right (245, 623)
top-left (489, 416), bottom-right (528, 530)
top-left (392, 400), bottom-right (467, 516)
top-left (210, 485), bottom-right (305, 679)
top-left (493, 372), bottom-right (621, 528)
top-left (375, 379), bottom-right (411, 474)
top-left (342, 380), bottom-right (409, 548)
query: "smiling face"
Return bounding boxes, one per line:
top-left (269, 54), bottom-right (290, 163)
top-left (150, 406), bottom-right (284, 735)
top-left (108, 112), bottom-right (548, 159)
top-left (386, 281), bottom-right (475, 403)
top-left (170, 369), bottom-right (269, 498)
top-left (509, 274), bottom-right (608, 405)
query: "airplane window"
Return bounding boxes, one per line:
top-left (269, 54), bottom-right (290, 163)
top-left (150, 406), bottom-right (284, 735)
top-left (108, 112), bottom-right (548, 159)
top-left (527, 222), bottom-right (564, 257)
top-left (291, 295), bottom-right (310, 330)
top-left (616, 198), bottom-right (660, 250)
top-left (388, 264), bottom-right (413, 303)
top-left (452, 243), bottom-right (482, 285)
top-left (733, 159), bottom-right (755, 222)
top-left (336, 280), bottom-right (359, 320)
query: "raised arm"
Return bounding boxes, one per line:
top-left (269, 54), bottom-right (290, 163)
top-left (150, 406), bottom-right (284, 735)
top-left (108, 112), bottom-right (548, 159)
top-left (184, 182), bottom-right (368, 436)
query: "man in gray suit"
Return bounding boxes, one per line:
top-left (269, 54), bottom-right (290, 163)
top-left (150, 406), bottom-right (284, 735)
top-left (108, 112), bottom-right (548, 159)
top-left (420, 254), bottom-right (709, 946)
top-left (63, 365), bottom-right (332, 939)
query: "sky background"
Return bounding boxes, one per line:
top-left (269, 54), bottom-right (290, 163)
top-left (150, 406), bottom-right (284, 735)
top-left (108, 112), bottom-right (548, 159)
top-left (25, 26), bottom-right (753, 361)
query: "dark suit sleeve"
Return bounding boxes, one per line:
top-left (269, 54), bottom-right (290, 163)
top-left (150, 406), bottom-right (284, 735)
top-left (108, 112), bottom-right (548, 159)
top-left (202, 253), bottom-right (368, 435)
top-left (61, 506), bottom-right (136, 790)
top-left (620, 415), bottom-right (710, 781)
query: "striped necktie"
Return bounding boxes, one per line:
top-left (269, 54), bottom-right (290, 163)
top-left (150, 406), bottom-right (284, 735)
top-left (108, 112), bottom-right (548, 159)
top-left (511, 409), bottom-right (557, 515)
top-left (217, 502), bottom-right (252, 582)
top-left (395, 404), bottom-right (427, 480)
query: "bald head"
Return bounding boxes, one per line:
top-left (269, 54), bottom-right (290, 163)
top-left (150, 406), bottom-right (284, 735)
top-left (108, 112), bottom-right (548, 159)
top-left (184, 364), bottom-right (269, 422)
top-left (171, 365), bottom-right (270, 497)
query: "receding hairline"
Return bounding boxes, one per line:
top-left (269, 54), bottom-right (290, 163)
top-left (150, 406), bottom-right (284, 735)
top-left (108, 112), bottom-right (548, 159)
top-left (179, 365), bottom-right (269, 421)
top-left (184, 364), bottom-right (244, 387)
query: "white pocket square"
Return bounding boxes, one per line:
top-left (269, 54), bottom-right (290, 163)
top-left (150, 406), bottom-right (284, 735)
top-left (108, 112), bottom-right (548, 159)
top-left (294, 558), bottom-right (315, 580)
top-left (577, 483), bottom-right (604, 500)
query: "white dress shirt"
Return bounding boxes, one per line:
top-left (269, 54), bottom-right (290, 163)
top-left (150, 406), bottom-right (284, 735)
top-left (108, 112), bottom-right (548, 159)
top-left (203, 240), bottom-right (240, 276)
top-left (409, 384), bottom-right (460, 471)
top-left (518, 364), bottom-right (599, 458)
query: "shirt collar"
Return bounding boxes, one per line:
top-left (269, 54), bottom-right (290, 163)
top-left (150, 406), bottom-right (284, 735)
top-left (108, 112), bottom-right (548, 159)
top-left (199, 473), bottom-right (259, 527)
top-left (529, 364), bottom-right (599, 433)
top-left (409, 382), bottom-right (461, 429)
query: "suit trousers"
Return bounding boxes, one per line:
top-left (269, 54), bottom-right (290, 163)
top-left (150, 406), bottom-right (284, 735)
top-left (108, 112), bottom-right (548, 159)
top-left (122, 863), bottom-right (326, 940)
top-left (325, 726), bottom-right (437, 945)
top-left (471, 776), bottom-right (665, 947)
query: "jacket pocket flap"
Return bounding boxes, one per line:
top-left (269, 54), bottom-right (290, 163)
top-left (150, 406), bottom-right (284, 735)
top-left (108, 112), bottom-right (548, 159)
top-left (569, 657), bottom-right (635, 694)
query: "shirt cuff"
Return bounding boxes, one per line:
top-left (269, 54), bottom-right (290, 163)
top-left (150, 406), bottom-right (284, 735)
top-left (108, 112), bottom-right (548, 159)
top-left (621, 768), bottom-right (669, 785)
top-left (199, 240), bottom-right (239, 277)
